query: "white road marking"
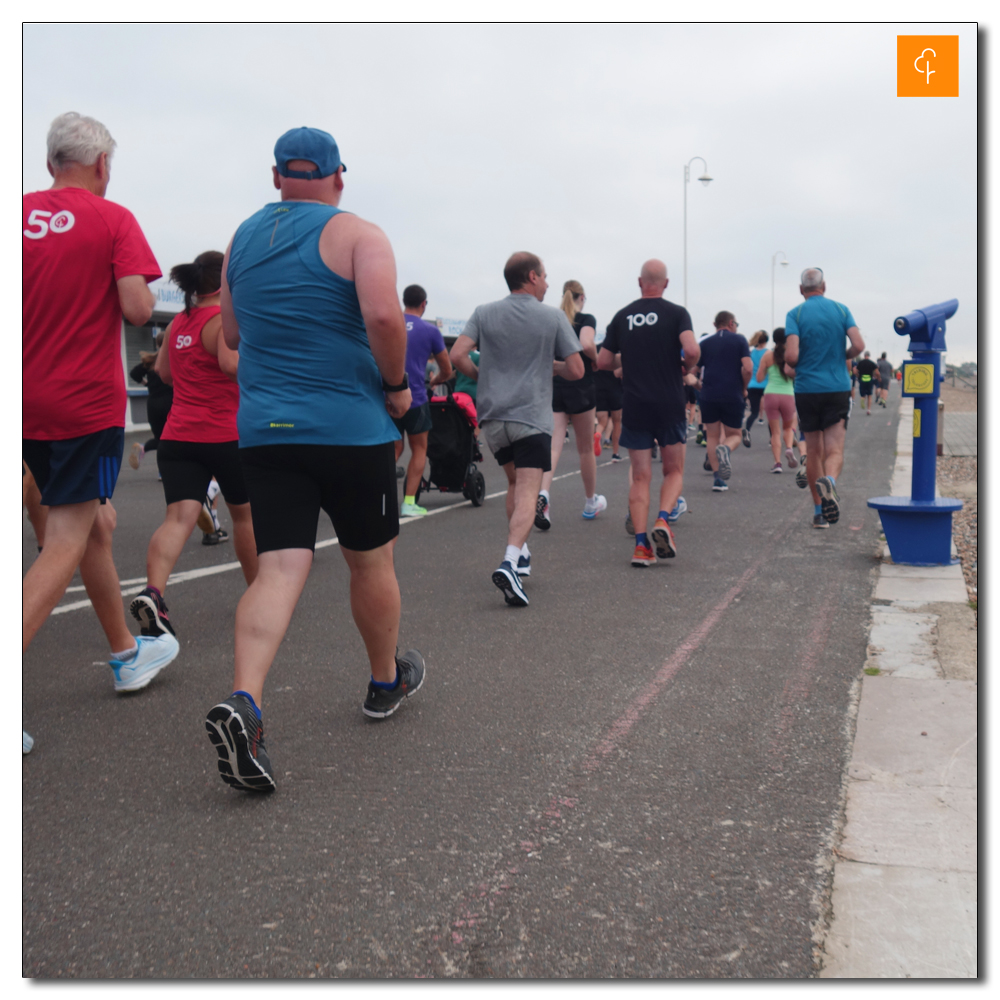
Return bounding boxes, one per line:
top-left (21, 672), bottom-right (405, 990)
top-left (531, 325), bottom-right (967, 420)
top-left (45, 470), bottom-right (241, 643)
top-left (49, 460), bottom-right (620, 615)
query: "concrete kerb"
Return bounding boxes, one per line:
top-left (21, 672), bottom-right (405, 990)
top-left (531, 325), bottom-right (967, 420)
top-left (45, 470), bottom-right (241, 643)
top-left (818, 397), bottom-right (978, 979)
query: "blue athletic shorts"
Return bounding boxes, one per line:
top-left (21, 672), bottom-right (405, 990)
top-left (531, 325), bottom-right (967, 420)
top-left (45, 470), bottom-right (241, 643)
top-left (23, 427), bottom-right (124, 506)
top-left (619, 421), bottom-right (688, 451)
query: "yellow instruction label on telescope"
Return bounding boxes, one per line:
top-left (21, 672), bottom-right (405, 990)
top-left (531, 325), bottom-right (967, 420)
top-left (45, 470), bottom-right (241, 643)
top-left (913, 408), bottom-right (921, 438)
top-left (904, 363), bottom-right (935, 394)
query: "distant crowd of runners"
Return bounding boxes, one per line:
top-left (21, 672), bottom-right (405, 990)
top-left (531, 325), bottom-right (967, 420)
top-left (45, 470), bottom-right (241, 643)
top-left (22, 113), bottom-right (891, 788)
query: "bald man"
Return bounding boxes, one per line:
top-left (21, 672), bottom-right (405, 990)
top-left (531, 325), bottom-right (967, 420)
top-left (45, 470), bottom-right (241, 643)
top-left (598, 260), bottom-right (699, 567)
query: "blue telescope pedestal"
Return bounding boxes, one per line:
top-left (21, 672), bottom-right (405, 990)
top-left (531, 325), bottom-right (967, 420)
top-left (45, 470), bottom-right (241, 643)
top-left (867, 299), bottom-right (962, 565)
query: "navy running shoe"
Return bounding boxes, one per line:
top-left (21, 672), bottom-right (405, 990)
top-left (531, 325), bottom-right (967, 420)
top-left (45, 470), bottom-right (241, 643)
top-left (206, 694), bottom-right (275, 792)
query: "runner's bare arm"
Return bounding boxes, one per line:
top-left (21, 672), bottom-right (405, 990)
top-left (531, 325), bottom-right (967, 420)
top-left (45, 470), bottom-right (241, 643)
top-left (429, 349), bottom-right (454, 385)
top-left (846, 326), bottom-right (864, 359)
top-left (351, 222), bottom-right (410, 418)
top-left (118, 275), bottom-right (155, 327)
top-left (578, 324), bottom-right (598, 362)
top-left (680, 330), bottom-right (700, 370)
top-left (596, 347), bottom-right (618, 371)
top-left (784, 334), bottom-right (799, 367)
top-left (556, 352), bottom-right (585, 381)
top-left (450, 336), bottom-right (479, 380)
top-left (154, 320), bottom-right (174, 386)
top-left (221, 239), bottom-right (240, 350)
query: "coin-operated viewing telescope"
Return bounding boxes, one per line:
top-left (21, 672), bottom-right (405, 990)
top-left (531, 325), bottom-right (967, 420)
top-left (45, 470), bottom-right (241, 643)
top-left (867, 299), bottom-right (961, 565)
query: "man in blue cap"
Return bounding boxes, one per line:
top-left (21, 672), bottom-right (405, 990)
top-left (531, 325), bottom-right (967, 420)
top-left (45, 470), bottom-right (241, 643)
top-left (205, 127), bottom-right (425, 792)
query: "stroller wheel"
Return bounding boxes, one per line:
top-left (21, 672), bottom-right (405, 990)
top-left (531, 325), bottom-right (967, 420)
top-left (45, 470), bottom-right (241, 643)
top-left (469, 470), bottom-right (486, 507)
top-left (414, 477), bottom-right (428, 506)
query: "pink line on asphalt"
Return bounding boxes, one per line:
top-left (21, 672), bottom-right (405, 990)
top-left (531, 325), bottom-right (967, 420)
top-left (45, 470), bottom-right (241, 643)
top-left (428, 505), bottom-right (809, 974)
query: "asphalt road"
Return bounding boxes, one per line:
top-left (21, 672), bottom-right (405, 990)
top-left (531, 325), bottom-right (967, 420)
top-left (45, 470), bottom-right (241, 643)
top-left (23, 396), bottom-right (901, 979)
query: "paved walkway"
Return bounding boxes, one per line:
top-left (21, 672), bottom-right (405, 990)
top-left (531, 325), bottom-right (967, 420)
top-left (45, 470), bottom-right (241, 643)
top-left (942, 412), bottom-right (977, 457)
top-left (820, 398), bottom-right (978, 978)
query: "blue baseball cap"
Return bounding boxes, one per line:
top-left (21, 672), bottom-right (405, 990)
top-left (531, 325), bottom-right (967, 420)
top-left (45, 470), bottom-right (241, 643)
top-left (273, 127), bottom-right (346, 179)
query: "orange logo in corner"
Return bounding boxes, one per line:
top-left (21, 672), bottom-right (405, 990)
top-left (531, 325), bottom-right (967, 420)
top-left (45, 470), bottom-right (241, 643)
top-left (897, 36), bottom-right (959, 97)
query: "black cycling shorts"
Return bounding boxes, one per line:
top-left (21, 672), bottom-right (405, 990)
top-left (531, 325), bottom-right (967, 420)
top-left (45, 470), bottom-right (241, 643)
top-left (239, 442), bottom-right (399, 553)
top-left (795, 391), bottom-right (852, 433)
top-left (493, 433), bottom-right (552, 471)
top-left (595, 372), bottom-right (624, 412)
top-left (552, 379), bottom-right (596, 415)
top-left (157, 439), bottom-right (249, 506)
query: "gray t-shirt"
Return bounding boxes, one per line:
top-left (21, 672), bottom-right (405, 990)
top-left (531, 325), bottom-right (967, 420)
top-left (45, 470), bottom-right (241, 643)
top-left (877, 358), bottom-right (893, 383)
top-left (462, 293), bottom-right (582, 435)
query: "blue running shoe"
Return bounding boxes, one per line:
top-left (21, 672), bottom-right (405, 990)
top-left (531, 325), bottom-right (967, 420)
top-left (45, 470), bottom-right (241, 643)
top-left (516, 553), bottom-right (531, 577)
top-left (712, 477), bottom-right (729, 492)
top-left (492, 560), bottom-right (529, 607)
top-left (110, 633), bottom-right (179, 693)
top-left (667, 496), bottom-right (688, 522)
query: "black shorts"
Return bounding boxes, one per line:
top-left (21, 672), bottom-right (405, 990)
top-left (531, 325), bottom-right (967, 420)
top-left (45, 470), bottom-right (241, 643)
top-left (684, 385), bottom-right (698, 406)
top-left (858, 380), bottom-right (875, 397)
top-left (157, 439), bottom-right (249, 506)
top-left (552, 379), bottom-right (596, 415)
top-left (699, 398), bottom-right (745, 428)
top-left (595, 372), bottom-right (623, 412)
top-left (392, 401), bottom-right (433, 436)
top-left (239, 442), bottom-right (399, 553)
top-left (795, 391), bottom-right (852, 433)
top-left (494, 433), bottom-right (552, 471)
top-left (23, 427), bottom-right (124, 506)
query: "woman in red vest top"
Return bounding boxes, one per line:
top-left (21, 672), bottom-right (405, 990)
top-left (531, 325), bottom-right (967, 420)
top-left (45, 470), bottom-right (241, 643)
top-left (129, 251), bottom-right (257, 640)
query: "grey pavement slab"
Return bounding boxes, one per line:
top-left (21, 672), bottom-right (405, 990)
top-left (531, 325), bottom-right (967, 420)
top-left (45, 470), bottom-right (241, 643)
top-left (838, 783), bottom-right (976, 871)
top-left (874, 571), bottom-right (967, 604)
top-left (848, 677), bottom-right (977, 788)
top-left (866, 607), bottom-right (939, 679)
top-left (942, 412), bottom-right (977, 457)
top-left (820, 863), bottom-right (976, 978)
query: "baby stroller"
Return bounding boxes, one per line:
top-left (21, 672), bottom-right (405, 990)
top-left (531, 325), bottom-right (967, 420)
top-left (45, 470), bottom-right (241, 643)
top-left (414, 391), bottom-right (486, 507)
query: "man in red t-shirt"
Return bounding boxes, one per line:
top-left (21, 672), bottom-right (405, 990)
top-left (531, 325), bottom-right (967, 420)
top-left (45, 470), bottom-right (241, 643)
top-left (22, 112), bottom-right (179, 715)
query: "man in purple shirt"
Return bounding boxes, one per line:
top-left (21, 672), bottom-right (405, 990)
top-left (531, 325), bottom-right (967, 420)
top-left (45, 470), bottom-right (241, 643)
top-left (395, 284), bottom-right (453, 516)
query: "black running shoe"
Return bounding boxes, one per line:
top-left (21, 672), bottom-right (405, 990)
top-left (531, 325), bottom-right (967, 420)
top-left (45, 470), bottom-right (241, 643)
top-left (202, 529), bottom-right (230, 546)
top-left (703, 454), bottom-right (713, 472)
top-left (812, 513), bottom-right (830, 529)
top-left (534, 493), bottom-right (551, 530)
top-left (205, 694), bottom-right (276, 792)
top-left (363, 650), bottom-right (426, 719)
top-left (795, 464), bottom-right (809, 489)
top-left (741, 426), bottom-right (751, 448)
top-left (816, 476), bottom-right (840, 524)
top-left (129, 586), bottom-right (176, 637)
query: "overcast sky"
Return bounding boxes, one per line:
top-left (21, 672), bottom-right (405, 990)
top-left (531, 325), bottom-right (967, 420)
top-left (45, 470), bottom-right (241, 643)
top-left (22, 21), bottom-right (978, 363)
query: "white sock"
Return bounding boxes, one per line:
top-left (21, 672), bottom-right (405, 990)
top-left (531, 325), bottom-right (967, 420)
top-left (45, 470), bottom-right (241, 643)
top-left (505, 544), bottom-right (521, 565)
top-left (539, 490), bottom-right (550, 501)
top-left (520, 543), bottom-right (530, 557)
top-left (112, 643), bottom-right (139, 661)
top-left (206, 479), bottom-right (221, 502)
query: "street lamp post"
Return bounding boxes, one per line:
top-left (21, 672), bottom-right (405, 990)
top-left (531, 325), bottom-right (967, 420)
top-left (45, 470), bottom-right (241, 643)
top-left (771, 251), bottom-right (789, 331)
top-left (683, 156), bottom-right (713, 312)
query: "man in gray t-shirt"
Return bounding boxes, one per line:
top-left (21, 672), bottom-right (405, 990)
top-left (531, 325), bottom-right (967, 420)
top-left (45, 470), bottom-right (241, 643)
top-left (450, 251), bottom-right (583, 608)
top-left (876, 353), bottom-right (893, 408)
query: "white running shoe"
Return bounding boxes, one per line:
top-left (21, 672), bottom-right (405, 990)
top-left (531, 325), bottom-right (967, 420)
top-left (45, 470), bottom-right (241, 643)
top-left (128, 442), bottom-right (144, 470)
top-left (110, 633), bottom-right (180, 693)
top-left (582, 494), bottom-right (608, 519)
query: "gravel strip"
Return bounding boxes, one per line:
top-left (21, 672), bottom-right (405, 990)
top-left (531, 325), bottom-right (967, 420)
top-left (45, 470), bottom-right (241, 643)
top-left (937, 455), bottom-right (978, 622)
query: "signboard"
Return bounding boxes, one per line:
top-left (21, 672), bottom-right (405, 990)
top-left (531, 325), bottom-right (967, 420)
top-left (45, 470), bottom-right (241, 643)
top-left (436, 317), bottom-right (467, 342)
top-left (149, 278), bottom-right (185, 315)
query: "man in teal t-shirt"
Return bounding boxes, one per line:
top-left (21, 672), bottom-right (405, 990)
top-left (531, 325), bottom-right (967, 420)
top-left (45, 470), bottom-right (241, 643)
top-left (784, 268), bottom-right (865, 529)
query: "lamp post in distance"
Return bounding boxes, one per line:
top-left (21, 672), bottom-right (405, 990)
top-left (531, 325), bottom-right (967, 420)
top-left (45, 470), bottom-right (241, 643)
top-left (771, 251), bottom-right (789, 332)
top-left (683, 156), bottom-right (713, 312)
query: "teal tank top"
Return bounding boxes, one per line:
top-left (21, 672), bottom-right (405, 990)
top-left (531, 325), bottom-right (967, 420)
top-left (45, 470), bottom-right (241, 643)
top-left (227, 201), bottom-right (399, 448)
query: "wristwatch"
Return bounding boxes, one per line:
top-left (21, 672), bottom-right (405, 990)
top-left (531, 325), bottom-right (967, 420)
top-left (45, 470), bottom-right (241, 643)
top-left (382, 373), bottom-right (409, 393)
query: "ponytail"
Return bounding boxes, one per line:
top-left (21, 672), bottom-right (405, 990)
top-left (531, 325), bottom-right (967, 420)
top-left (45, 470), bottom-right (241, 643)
top-left (561, 279), bottom-right (584, 327)
top-left (169, 250), bottom-right (224, 314)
